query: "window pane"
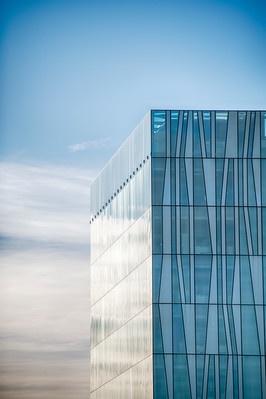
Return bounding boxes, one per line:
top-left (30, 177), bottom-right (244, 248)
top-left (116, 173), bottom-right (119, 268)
top-left (194, 207), bottom-right (211, 254)
top-left (152, 111), bottom-right (166, 157)
top-left (243, 356), bottom-right (262, 399)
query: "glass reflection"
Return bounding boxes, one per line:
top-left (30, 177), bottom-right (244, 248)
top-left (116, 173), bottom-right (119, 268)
top-left (91, 110), bottom-right (265, 398)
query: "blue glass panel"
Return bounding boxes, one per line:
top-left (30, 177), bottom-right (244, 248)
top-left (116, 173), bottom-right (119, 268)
top-left (226, 256), bottom-right (235, 303)
top-left (180, 159), bottom-right (189, 205)
top-left (173, 304), bottom-right (186, 353)
top-left (226, 207), bottom-right (235, 255)
top-left (181, 255), bottom-right (191, 302)
top-left (218, 305), bottom-right (227, 354)
top-left (249, 207), bottom-right (258, 254)
top-left (170, 158), bottom-right (177, 205)
top-left (207, 355), bottom-right (215, 398)
top-left (195, 305), bottom-right (208, 353)
top-left (182, 305), bottom-right (196, 353)
top-left (196, 355), bottom-right (204, 398)
top-left (194, 207), bottom-right (211, 254)
top-left (153, 305), bottom-right (163, 353)
top-left (172, 256), bottom-right (181, 303)
top-left (248, 160), bottom-right (257, 206)
top-left (215, 112), bottom-right (228, 157)
top-left (193, 111), bottom-right (201, 157)
top-left (152, 158), bottom-right (166, 205)
top-left (152, 111), bottom-right (166, 157)
top-left (233, 355), bottom-right (239, 399)
top-left (238, 160), bottom-right (243, 206)
top-left (173, 355), bottom-right (192, 399)
top-left (154, 354), bottom-right (169, 398)
top-left (241, 306), bottom-right (260, 354)
top-left (225, 111), bottom-right (238, 157)
top-left (153, 206), bottom-right (163, 254)
top-left (217, 256), bottom-right (222, 303)
top-left (194, 159), bottom-right (207, 205)
top-left (238, 111), bottom-right (246, 157)
top-left (239, 207), bottom-right (248, 255)
top-left (225, 159), bottom-right (234, 206)
top-left (164, 355), bottom-right (173, 399)
top-left (153, 255), bottom-right (162, 302)
top-left (162, 159), bottom-right (171, 205)
top-left (219, 355), bottom-right (228, 398)
top-left (160, 304), bottom-right (173, 353)
top-left (216, 208), bottom-right (221, 254)
top-left (181, 207), bottom-right (189, 254)
top-left (216, 159), bottom-right (224, 205)
top-left (240, 256), bottom-right (254, 304)
top-left (171, 206), bottom-right (177, 253)
top-left (248, 111), bottom-right (256, 158)
top-left (227, 305), bottom-right (237, 354)
top-left (243, 356), bottom-right (262, 398)
top-left (195, 255), bottom-right (212, 303)
top-left (163, 207), bottom-right (171, 254)
top-left (170, 111), bottom-right (179, 157)
top-left (203, 111), bottom-right (211, 157)
top-left (180, 112), bottom-right (188, 157)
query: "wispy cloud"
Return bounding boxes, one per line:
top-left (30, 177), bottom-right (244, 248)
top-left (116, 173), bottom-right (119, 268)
top-left (0, 161), bottom-right (94, 398)
top-left (68, 137), bottom-right (111, 152)
top-left (0, 249), bottom-right (90, 398)
top-left (0, 162), bottom-right (94, 249)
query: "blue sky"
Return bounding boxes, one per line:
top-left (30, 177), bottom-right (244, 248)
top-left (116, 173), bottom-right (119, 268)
top-left (1, 0), bottom-right (266, 168)
top-left (0, 0), bottom-right (266, 397)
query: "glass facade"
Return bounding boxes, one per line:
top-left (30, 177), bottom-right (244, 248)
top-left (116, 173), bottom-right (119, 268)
top-left (90, 110), bottom-right (266, 398)
top-left (90, 113), bottom-right (153, 398)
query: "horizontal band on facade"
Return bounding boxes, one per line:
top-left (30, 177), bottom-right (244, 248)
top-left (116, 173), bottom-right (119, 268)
top-left (90, 155), bottom-right (150, 223)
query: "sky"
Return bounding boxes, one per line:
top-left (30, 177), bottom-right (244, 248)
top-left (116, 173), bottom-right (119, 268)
top-left (0, 0), bottom-right (266, 398)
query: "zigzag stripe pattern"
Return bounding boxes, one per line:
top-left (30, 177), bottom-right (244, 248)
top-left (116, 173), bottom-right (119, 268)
top-left (152, 110), bottom-right (266, 399)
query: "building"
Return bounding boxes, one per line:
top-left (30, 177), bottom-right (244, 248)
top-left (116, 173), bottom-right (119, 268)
top-left (90, 110), bottom-right (266, 398)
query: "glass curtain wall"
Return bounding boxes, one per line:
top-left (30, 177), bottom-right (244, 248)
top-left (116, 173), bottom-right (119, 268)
top-left (90, 109), bottom-right (266, 399)
top-left (90, 113), bottom-right (153, 399)
top-left (151, 110), bottom-right (266, 399)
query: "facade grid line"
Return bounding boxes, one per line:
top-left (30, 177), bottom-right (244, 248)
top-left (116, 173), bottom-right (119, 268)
top-left (90, 110), bottom-right (266, 398)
